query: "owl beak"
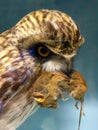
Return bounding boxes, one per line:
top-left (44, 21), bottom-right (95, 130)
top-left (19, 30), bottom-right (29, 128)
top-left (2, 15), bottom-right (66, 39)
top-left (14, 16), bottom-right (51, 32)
top-left (74, 36), bottom-right (85, 48)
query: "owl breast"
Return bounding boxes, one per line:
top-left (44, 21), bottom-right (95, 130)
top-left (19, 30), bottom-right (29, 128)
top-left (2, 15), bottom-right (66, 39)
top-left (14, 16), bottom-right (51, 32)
top-left (0, 93), bottom-right (38, 130)
top-left (0, 36), bottom-right (40, 130)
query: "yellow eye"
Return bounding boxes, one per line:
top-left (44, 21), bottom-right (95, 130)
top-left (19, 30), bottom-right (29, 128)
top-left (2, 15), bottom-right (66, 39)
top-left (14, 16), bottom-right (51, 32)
top-left (37, 46), bottom-right (50, 57)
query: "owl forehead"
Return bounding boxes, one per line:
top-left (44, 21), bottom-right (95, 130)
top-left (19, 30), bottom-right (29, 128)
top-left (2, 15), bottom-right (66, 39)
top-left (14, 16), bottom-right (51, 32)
top-left (14, 9), bottom-right (84, 50)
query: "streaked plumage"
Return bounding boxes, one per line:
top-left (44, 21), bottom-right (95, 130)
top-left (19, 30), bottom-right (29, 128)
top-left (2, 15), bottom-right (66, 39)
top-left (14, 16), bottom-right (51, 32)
top-left (0, 9), bottom-right (87, 130)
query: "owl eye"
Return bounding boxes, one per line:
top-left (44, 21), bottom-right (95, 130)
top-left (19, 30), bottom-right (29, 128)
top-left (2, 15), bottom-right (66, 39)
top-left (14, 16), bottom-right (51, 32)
top-left (37, 46), bottom-right (50, 57)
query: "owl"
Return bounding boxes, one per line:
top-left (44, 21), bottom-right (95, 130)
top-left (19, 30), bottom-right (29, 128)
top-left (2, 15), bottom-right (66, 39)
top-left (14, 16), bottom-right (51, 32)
top-left (0, 9), bottom-right (87, 130)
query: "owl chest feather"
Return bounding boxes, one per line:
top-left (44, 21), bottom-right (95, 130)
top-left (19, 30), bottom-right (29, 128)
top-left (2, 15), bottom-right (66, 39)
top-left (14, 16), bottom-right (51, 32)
top-left (0, 47), bottom-right (39, 130)
top-left (0, 92), bottom-right (39, 130)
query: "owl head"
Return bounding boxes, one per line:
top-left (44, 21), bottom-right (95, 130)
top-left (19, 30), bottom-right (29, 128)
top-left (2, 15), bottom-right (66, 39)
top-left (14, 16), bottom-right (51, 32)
top-left (6, 9), bottom-right (84, 77)
top-left (0, 10), bottom-right (85, 91)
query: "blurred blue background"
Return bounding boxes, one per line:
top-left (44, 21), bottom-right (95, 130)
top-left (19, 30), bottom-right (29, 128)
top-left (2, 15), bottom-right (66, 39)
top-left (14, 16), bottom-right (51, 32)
top-left (0, 0), bottom-right (98, 130)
